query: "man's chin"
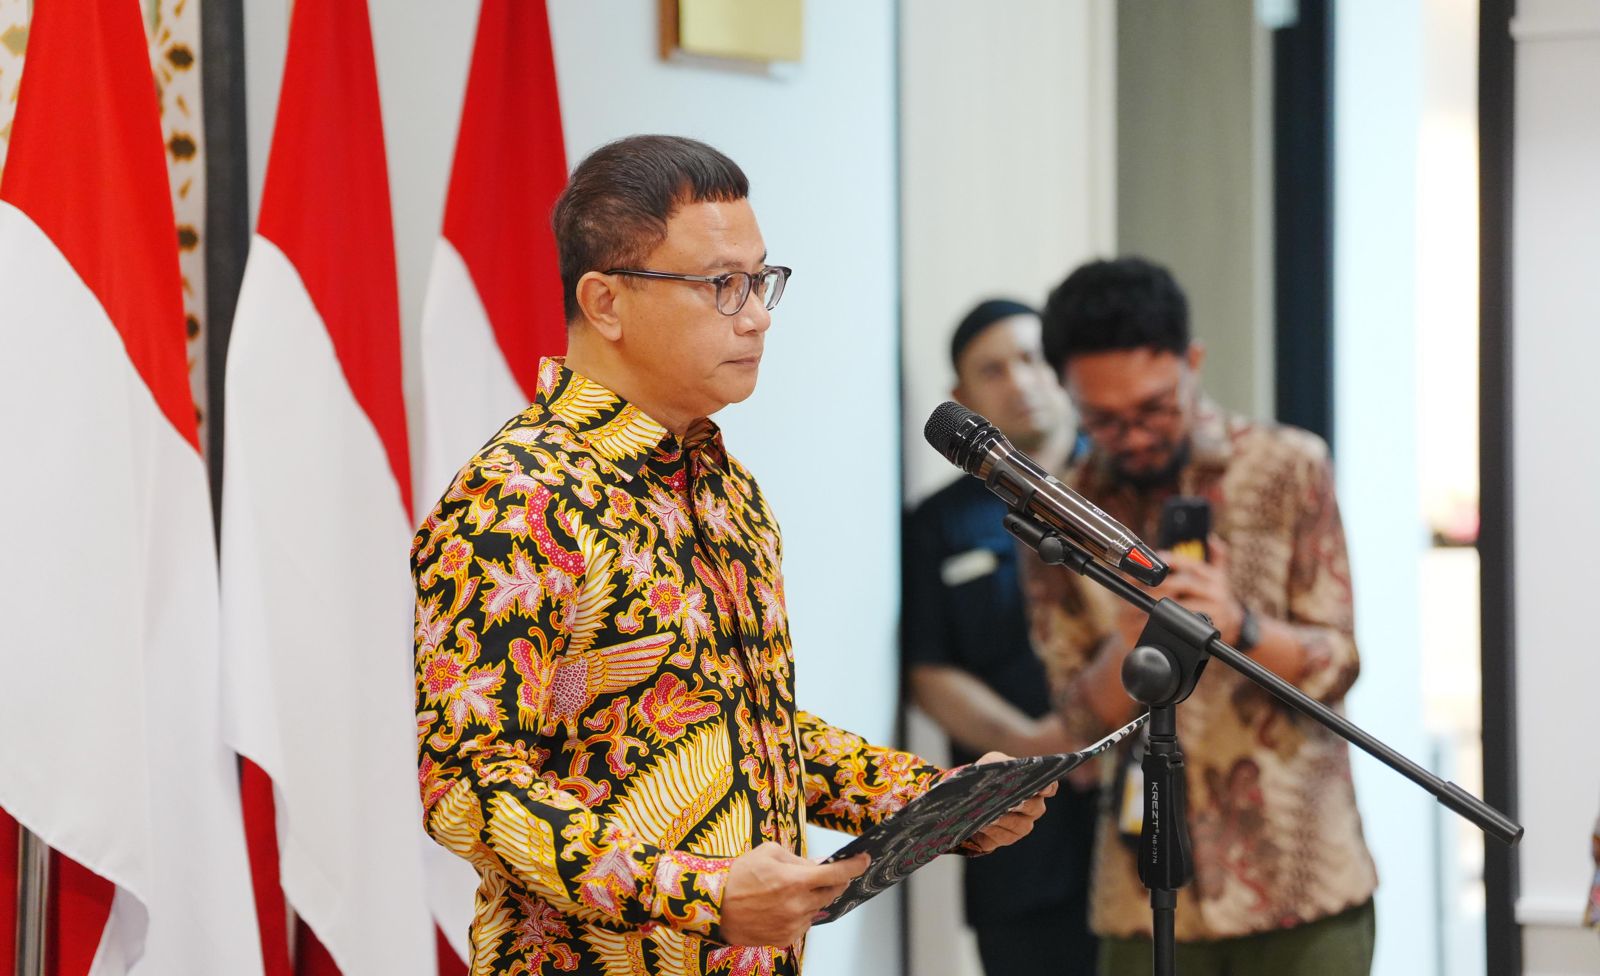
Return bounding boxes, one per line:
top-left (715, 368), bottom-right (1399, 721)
top-left (715, 373), bottom-right (760, 407)
top-left (1001, 425), bottom-right (1051, 455)
top-left (1110, 443), bottom-right (1190, 488)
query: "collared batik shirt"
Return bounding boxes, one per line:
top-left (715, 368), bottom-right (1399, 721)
top-left (1020, 398), bottom-right (1378, 941)
top-left (1586, 803), bottom-right (1600, 929)
top-left (413, 359), bottom-right (943, 976)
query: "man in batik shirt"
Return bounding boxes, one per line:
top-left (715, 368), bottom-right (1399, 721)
top-left (1024, 258), bottom-right (1379, 976)
top-left (413, 135), bottom-right (1049, 976)
top-left (1586, 799), bottom-right (1600, 931)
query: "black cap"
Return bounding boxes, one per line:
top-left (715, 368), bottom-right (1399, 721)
top-left (950, 298), bottom-right (1039, 370)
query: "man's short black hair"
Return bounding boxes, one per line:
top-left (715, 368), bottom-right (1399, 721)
top-left (552, 135), bottom-right (749, 322)
top-left (949, 298), bottom-right (1038, 371)
top-left (1041, 257), bottom-right (1190, 374)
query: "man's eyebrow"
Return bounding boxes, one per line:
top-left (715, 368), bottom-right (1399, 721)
top-left (1081, 385), bottom-right (1179, 415)
top-left (1131, 386), bottom-right (1181, 410)
top-left (705, 250), bottom-right (768, 273)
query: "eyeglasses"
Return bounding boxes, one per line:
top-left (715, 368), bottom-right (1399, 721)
top-left (1073, 382), bottom-right (1188, 440)
top-left (606, 265), bottom-right (793, 316)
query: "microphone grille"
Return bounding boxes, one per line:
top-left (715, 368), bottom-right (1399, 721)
top-left (924, 401), bottom-right (980, 462)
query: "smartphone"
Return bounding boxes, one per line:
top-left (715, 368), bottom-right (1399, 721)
top-left (1157, 496), bottom-right (1211, 563)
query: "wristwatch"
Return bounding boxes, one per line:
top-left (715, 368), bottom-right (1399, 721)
top-left (1235, 601), bottom-right (1260, 652)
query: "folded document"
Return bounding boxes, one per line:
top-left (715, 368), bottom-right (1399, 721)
top-left (815, 713), bottom-right (1149, 923)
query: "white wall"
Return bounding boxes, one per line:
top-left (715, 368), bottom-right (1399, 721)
top-left (1334, 3), bottom-right (1439, 976)
top-left (244, 3), bottom-right (907, 973)
top-left (899, 0), bottom-right (1116, 506)
top-left (1115, 0), bottom-right (1275, 422)
top-left (540, 26), bottom-right (909, 974)
top-left (1414, 2), bottom-right (1487, 971)
top-left (1510, 1), bottom-right (1600, 972)
top-left (898, 3), bottom-right (1115, 974)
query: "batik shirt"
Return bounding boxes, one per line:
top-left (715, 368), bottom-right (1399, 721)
top-left (1021, 399), bottom-right (1378, 941)
top-left (413, 359), bottom-right (944, 975)
top-left (1586, 803), bottom-right (1600, 929)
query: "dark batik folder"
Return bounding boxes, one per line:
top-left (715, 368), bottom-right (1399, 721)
top-left (815, 714), bottom-right (1149, 924)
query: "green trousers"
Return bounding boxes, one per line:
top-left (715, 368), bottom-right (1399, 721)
top-left (1099, 900), bottom-right (1375, 976)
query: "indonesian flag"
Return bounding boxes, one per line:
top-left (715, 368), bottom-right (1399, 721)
top-left (0, 0), bottom-right (262, 973)
top-left (220, 0), bottom-right (432, 973)
top-left (417, 0), bottom-right (569, 511)
top-left (414, 2), bottom-right (569, 963)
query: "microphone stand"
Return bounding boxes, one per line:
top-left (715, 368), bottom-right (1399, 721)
top-left (1002, 513), bottom-right (1521, 976)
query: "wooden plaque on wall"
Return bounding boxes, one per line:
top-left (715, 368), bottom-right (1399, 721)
top-left (659, 0), bottom-right (803, 63)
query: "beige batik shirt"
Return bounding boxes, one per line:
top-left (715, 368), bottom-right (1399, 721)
top-left (1022, 399), bottom-right (1378, 941)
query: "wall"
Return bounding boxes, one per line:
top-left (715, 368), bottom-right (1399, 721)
top-left (899, 0), bottom-right (1116, 506)
top-left (244, 3), bottom-right (907, 972)
top-left (898, 2), bottom-right (1116, 974)
top-left (1414, 1), bottom-right (1487, 971)
top-left (1115, 0), bottom-right (1275, 422)
top-left (1510, 1), bottom-right (1600, 972)
top-left (1333, 2), bottom-right (1439, 975)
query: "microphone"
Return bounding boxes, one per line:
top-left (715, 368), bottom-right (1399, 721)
top-left (924, 401), bottom-right (1168, 586)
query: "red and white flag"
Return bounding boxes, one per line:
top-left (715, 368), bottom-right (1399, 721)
top-left (220, 0), bottom-right (432, 973)
top-left (415, 3), bottom-right (568, 963)
top-left (0, 0), bottom-right (262, 973)
top-left (417, 0), bottom-right (569, 511)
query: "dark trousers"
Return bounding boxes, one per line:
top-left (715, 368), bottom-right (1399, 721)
top-left (1098, 899), bottom-right (1376, 976)
top-left (974, 902), bottom-right (1099, 976)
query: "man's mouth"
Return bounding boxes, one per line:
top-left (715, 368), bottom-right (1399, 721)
top-left (1116, 450), bottom-right (1166, 471)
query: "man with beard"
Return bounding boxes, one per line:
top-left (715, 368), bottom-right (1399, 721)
top-left (1023, 258), bottom-right (1378, 976)
top-left (902, 299), bottom-right (1100, 974)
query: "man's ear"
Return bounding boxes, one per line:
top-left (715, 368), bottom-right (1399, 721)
top-left (1185, 340), bottom-right (1207, 373)
top-left (575, 271), bottom-right (624, 342)
top-left (951, 382), bottom-right (970, 410)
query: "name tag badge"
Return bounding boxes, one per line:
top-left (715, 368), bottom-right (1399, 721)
top-left (940, 548), bottom-right (999, 587)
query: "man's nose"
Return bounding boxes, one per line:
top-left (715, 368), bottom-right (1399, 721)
top-left (735, 298), bottom-right (772, 335)
top-left (999, 364), bottom-right (1031, 398)
top-left (1119, 423), bottom-right (1160, 451)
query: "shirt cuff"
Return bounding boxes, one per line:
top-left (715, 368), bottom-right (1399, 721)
top-left (646, 849), bottom-right (736, 942)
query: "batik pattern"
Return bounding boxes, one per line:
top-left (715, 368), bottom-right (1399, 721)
top-left (1586, 807), bottom-right (1600, 929)
top-left (415, 358), bottom-right (943, 975)
top-left (0, 0), bottom-right (209, 439)
top-left (1021, 399), bottom-right (1378, 941)
top-left (0, 0), bottom-right (30, 183)
top-left (146, 0), bottom-right (208, 440)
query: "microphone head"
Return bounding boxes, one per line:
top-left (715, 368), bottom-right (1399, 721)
top-left (924, 401), bottom-right (999, 474)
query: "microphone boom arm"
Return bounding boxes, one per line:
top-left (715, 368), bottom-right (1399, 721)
top-left (1003, 511), bottom-right (1522, 844)
top-left (1002, 510), bottom-right (1521, 976)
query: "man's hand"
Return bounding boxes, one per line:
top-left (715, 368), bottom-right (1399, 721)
top-left (719, 843), bottom-right (869, 947)
top-left (910, 663), bottom-right (1074, 759)
top-left (1147, 538), bottom-right (1243, 645)
top-left (1112, 596), bottom-right (1149, 658)
top-left (1008, 712), bottom-right (1077, 758)
top-left (960, 752), bottom-right (1058, 855)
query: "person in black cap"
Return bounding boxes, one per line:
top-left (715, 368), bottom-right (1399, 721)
top-left (903, 299), bottom-right (1100, 974)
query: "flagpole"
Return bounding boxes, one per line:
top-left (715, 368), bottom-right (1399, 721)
top-left (15, 823), bottom-right (49, 976)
